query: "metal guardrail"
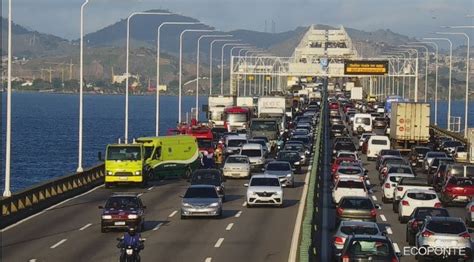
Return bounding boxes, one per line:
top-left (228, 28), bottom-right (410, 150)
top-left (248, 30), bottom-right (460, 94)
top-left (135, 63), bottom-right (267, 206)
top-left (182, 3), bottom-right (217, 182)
top-left (430, 124), bottom-right (468, 144)
top-left (1, 163), bottom-right (105, 229)
top-left (298, 100), bottom-right (325, 261)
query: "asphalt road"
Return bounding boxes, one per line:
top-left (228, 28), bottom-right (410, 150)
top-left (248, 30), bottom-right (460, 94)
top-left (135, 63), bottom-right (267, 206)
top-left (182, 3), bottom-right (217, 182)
top-left (1, 164), bottom-right (310, 262)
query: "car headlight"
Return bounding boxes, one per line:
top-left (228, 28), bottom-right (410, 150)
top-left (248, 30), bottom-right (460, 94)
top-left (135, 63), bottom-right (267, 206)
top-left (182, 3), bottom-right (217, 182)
top-left (183, 202), bottom-right (192, 207)
top-left (286, 174), bottom-right (292, 177)
top-left (128, 214), bottom-right (138, 219)
top-left (102, 215), bottom-right (112, 219)
top-left (209, 202), bottom-right (219, 207)
top-left (107, 171), bottom-right (113, 175)
top-left (294, 161), bottom-right (300, 165)
top-left (135, 171), bottom-right (141, 175)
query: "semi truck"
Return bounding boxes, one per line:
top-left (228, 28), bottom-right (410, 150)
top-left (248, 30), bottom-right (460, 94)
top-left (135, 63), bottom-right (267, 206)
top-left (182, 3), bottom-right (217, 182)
top-left (390, 102), bottom-right (430, 151)
top-left (208, 96), bottom-right (234, 126)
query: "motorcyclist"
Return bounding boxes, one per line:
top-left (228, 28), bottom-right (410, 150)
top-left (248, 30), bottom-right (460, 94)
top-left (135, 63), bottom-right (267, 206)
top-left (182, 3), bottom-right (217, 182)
top-left (118, 227), bottom-right (144, 262)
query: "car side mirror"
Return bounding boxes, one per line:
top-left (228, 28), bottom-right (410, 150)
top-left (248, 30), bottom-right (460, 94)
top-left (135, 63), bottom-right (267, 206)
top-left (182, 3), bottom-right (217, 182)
top-left (281, 184), bottom-right (287, 188)
top-left (244, 183), bottom-right (249, 187)
top-left (375, 204), bottom-right (382, 210)
top-left (98, 206), bottom-right (104, 209)
top-left (98, 152), bottom-right (103, 161)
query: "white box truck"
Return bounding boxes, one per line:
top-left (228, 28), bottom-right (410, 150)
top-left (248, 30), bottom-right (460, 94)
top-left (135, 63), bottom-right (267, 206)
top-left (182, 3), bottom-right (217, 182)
top-left (350, 87), bottom-right (363, 100)
top-left (257, 97), bottom-right (286, 132)
top-left (345, 82), bottom-right (355, 92)
top-left (208, 96), bottom-right (234, 126)
top-left (390, 102), bottom-right (430, 150)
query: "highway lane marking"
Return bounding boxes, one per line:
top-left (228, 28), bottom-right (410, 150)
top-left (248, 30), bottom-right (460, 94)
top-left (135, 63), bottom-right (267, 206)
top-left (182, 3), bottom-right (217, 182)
top-left (205, 257), bottom-right (212, 262)
top-left (1, 184), bottom-right (104, 232)
top-left (29, 260), bottom-right (36, 262)
top-left (235, 211), bottom-right (242, 218)
top-left (366, 179), bottom-right (371, 185)
top-left (386, 226), bottom-right (393, 235)
top-left (169, 211), bottom-right (178, 218)
top-left (153, 223), bottom-right (163, 231)
top-left (380, 214), bottom-right (387, 222)
top-left (242, 201), bottom-right (247, 207)
top-left (79, 223), bottom-right (92, 231)
top-left (226, 223), bottom-right (234, 231)
top-left (147, 186), bottom-right (154, 191)
top-left (393, 243), bottom-right (400, 253)
top-left (50, 239), bottom-right (67, 249)
top-left (371, 195), bottom-right (377, 201)
top-left (214, 238), bottom-right (224, 248)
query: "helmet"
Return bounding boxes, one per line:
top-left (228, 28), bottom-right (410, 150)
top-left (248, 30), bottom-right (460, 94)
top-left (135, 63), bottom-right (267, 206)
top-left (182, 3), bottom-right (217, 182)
top-left (128, 227), bottom-right (136, 236)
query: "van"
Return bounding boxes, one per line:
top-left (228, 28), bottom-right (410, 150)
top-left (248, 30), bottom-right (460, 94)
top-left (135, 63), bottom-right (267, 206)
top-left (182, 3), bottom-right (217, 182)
top-left (353, 113), bottom-right (373, 135)
top-left (239, 143), bottom-right (265, 171)
top-left (225, 135), bottom-right (247, 155)
top-left (367, 135), bottom-right (390, 160)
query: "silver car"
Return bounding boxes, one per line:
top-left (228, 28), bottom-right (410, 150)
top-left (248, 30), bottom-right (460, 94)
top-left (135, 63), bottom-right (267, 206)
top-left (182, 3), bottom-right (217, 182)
top-left (466, 200), bottom-right (474, 227)
top-left (264, 161), bottom-right (295, 187)
top-left (332, 221), bottom-right (383, 255)
top-left (223, 155), bottom-right (250, 178)
top-left (423, 151), bottom-right (447, 172)
top-left (416, 217), bottom-right (472, 260)
top-left (181, 185), bottom-right (222, 219)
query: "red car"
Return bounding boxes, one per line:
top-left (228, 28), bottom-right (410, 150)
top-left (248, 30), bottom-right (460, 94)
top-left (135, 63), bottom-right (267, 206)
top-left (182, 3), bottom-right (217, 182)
top-left (440, 176), bottom-right (474, 205)
top-left (329, 102), bottom-right (339, 110)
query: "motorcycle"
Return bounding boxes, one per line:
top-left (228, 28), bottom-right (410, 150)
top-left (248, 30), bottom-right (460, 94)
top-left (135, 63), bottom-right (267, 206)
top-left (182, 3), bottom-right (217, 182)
top-left (117, 237), bottom-right (145, 262)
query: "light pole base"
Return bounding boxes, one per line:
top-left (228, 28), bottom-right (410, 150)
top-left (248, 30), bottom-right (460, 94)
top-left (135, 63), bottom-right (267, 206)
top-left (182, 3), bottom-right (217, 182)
top-left (76, 167), bottom-right (84, 173)
top-left (3, 190), bottom-right (12, 197)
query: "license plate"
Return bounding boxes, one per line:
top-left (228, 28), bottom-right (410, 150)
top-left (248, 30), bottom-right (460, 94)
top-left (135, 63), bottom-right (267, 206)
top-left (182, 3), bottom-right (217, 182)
top-left (114, 221), bottom-right (126, 226)
top-left (232, 173), bottom-right (240, 177)
top-left (119, 177), bottom-right (128, 181)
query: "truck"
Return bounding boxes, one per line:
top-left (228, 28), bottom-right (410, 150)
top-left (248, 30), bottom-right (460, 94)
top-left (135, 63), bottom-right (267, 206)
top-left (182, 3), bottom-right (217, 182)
top-left (104, 143), bottom-right (150, 188)
top-left (208, 96), bottom-right (234, 126)
top-left (249, 118), bottom-right (280, 151)
top-left (257, 97), bottom-right (286, 132)
top-left (390, 102), bottom-right (430, 151)
top-left (327, 83), bottom-right (335, 92)
top-left (350, 86), bottom-right (363, 100)
top-left (224, 106), bottom-right (251, 131)
top-left (345, 82), bottom-right (355, 92)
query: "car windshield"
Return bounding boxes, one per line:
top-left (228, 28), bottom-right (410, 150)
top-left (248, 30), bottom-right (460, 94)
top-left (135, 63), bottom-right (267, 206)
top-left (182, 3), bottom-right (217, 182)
top-left (292, 137), bottom-right (310, 144)
top-left (267, 163), bottom-right (291, 171)
top-left (277, 152), bottom-right (299, 160)
top-left (449, 165), bottom-right (474, 176)
top-left (285, 145), bottom-right (303, 151)
top-left (190, 172), bottom-right (221, 186)
top-left (250, 178), bottom-right (280, 187)
top-left (447, 177), bottom-right (474, 186)
top-left (388, 167), bottom-right (412, 174)
top-left (340, 198), bottom-right (373, 209)
top-left (355, 117), bottom-right (370, 125)
top-left (144, 146), bottom-right (154, 159)
top-left (385, 159), bottom-right (405, 166)
top-left (338, 153), bottom-right (356, 159)
top-left (338, 168), bottom-right (362, 175)
top-left (248, 140), bottom-right (266, 148)
top-left (414, 209), bottom-right (449, 219)
top-left (334, 143), bottom-right (356, 151)
top-left (250, 121), bottom-right (277, 131)
top-left (426, 221), bottom-right (467, 234)
top-left (348, 240), bottom-right (391, 257)
top-left (407, 192), bottom-right (437, 200)
top-left (228, 139), bottom-right (246, 147)
top-left (184, 187), bottom-right (218, 198)
top-left (340, 226), bottom-right (379, 235)
top-left (241, 149), bottom-right (262, 157)
top-left (107, 146), bottom-right (141, 161)
top-left (226, 113), bottom-right (248, 122)
top-left (105, 197), bottom-right (139, 209)
top-left (197, 139), bottom-right (212, 149)
top-left (337, 181), bottom-right (365, 189)
top-left (226, 156), bottom-right (248, 164)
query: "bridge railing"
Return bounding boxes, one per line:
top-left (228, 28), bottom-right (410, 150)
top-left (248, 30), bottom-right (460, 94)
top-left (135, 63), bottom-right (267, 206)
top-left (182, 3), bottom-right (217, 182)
top-left (1, 163), bottom-right (105, 229)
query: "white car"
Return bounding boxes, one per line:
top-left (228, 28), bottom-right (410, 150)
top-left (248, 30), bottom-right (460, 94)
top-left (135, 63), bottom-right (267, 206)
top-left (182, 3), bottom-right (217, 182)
top-left (366, 135), bottom-right (390, 160)
top-left (239, 143), bottom-right (265, 171)
top-left (398, 189), bottom-right (441, 223)
top-left (353, 113), bottom-right (373, 134)
top-left (223, 155), bottom-right (250, 178)
top-left (225, 135), bottom-right (247, 155)
top-left (336, 151), bottom-right (360, 161)
top-left (381, 173), bottom-right (415, 203)
top-left (359, 133), bottom-right (375, 148)
top-left (245, 175), bottom-right (283, 207)
top-left (332, 178), bottom-right (369, 204)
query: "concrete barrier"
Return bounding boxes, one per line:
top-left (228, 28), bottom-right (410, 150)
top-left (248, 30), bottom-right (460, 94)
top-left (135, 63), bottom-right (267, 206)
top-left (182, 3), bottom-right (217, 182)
top-left (1, 164), bottom-right (104, 229)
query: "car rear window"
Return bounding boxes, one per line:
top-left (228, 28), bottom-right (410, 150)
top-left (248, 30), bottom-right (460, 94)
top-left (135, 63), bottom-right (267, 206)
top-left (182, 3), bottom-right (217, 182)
top-left (337, 181), bottom-right (365, 189)
top-left (415, 209), bottom-right (449, 219)
top-left (447, 177), bottom-right (474, 186)
top-left (228, 139), bottom-right (246, 147)
top-left (388, 167), bottom-right (412, 174)
top-left (241, 149), bottom-right (262, 157)
top-left (348, 240), bottom-right (391, 256)
top-left (371, 139), bottom-right (388, 145)
top-left (340, 198), bottom-right (374, 209)
top-left (340, 226), bottom-right (379, 235)
top-left (338, 153), bottom-right (356, 159)
top-left (389, 176), bottom-right (406, 183)
top-left (407, 192), bottom-right (437, 200)
top-left (266, 163), bottom-right (291, 171)
top-left (338, 168), bottom-right (362, 175)
top-left (426, 221), bottom-right (467, 234)
top-left (184, 187), bottom-right (218, 198)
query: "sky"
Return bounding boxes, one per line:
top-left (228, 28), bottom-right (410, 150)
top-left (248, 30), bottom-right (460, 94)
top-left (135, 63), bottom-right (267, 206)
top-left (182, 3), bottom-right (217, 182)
top-left (2, 0), bottom-right (473, 45)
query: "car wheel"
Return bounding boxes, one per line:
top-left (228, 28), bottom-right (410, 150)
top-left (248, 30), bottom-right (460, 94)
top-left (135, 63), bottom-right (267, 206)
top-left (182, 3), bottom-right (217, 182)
top-left (246, 203), bottom-right (252, 208)
top-left (382, 196), bottom-right (389, 204)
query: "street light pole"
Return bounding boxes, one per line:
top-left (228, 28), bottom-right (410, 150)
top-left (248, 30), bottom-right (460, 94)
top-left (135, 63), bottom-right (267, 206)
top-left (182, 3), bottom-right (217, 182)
top-left (209, 38), bottom-right (235, 96)
top-left (229, 45), bottom-right (251, 96)
top-left (156, 22), bottom-right (199, 136)
top-left (125, 11), bottom-right (171, 143)
top-left (399, 47), bottom-right (419, 102)
top-left (3, 0), bottom-right (13, 197)
top-left (178, 29), bottom-right (215, 123)
top-left (425, 37), bottom-right (453, 129)
top-left (402, 45), bottom-right (429, 102)
top-left (220, 42), bottom-right (243, 95)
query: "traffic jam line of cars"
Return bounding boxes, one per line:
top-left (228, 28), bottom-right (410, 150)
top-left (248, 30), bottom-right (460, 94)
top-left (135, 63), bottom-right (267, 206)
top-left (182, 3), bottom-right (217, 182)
top-left (327, 90), bottom-right (473, 262)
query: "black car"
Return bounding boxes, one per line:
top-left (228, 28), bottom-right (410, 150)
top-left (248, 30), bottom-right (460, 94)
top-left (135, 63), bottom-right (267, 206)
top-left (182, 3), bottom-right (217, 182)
top-left (331, 124), bottom-right (347, 138)
top-left (405, 207), bottom-right (450, 245)
top-left (408, 146), bottom-right (431, 167)
top-left (337, 235), bottom-right (399, 262)
top-left (99, 193), bottom-right (146, 233)
top-left (190, 169), bottom-right (225, 200)
top-left (373, 117), bottom-right (387, 129)
top-left (276, 150), bottom-right (303, 173)
top-left (333, 142), bottom-right (357, 157)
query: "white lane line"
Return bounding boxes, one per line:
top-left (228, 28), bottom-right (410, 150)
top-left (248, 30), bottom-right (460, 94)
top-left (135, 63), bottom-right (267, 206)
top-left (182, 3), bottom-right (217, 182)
top-left (205, 257), bottom-right (212, 262)
top-left (1, 184), bottom-right (104, 232)
top-left (393, 243), bottom-right (400, 253)
top-left (226, 223), bottom-right (234, 231)
top-left (366, 179), bottom-right (371, 185)
top-left (371, 195), bottom-right (377, 201)
top-left (137, 193), bottom-right (143, 197)
top-left (242, 201), bottom-right (247, 207)
top-left (386, 226), bottom-right (393, 235)
top-left (153, 223), bottom-right (163, 231)
top-left (50, 239), bottom-right (67, 249)
top-left (29, 259), bottom-right (36, 262)
top-left (79, 223), bottom-right (92, 231)
top-left (214, 238), bottom-right (224, 248)
top-left (147, 186), bottom-right (154, 191)
top-left (308, 165), bottom-right (312, 170)
top-left (169, 211), bottom-right (178, 218)
top-left (235, 211), bottom-right (242, 218)
top-left (380, 214), bottom-right (387, 222)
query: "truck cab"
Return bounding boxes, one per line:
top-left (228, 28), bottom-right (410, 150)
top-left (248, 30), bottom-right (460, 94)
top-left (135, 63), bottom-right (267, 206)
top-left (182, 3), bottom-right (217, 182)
top-left (224, 106), bottom-right (251, 132)
top-left (105, 143), bottom-right (149, 188)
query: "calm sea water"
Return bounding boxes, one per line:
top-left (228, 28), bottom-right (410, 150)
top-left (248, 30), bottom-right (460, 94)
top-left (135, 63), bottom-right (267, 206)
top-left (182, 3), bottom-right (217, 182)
top-left (0, 92), bottom-right (207, 192)
top-left (1, 93), bottom-right (473, 192)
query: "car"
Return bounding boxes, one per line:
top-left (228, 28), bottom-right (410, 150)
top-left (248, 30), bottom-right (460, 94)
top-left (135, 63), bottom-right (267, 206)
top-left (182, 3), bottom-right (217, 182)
top-left (427, 157), bottom-right (455, 184)
top-left (332, 141), bottom-right (357, 156)
top-left (239, 143), bottom-right (265, 171)
top-left (408, 146), bottom-right (431, 167)
top-left (331, 157), bottom-right (360, 175)
top-left (99, 193), bottom-right (146, 233)
top-left (440, 140), bottom-right (464, 156)
top-left (264, 161), bottom-right (295, 187)
top-left (454, 146), bottom-right (469, 162)
top-left (333, 166), bottom-right (366, 184)
top-left (283, 143), bottom-right (308, 165)
top-left (440, 175), bottom-right (474, 206)
top-left (376, 149), bottom-right (402, 170)
top-left (372, 117), bottom-right (387, 129)
top-left (337, 235), bottom-right (399, 262)
top-left (290, 135), bottom-right (313, 152)
top-left (405, 207), bottom-right (450, 245)
top-left (332, 221), bottom-right (383, 255)
top-left (398, 189), bottom-right (441, 223)
top-left (393, 177), bottom-right (433, 213)
top-left (382, 173), bottom-right (415, 203)
top-left (415, 217), bottom-right (472, 261)
top-left (252, 136), bottom-right (271, 153)
top-left (380, 164), bottom-right (414, 185)
top-left (331, 124), bottom-right (348, 138)
top-left (423, 151), bottom-right (448, 173)
top-left (225, 135), bottom-right (247, 155)
top-left (332, 178), bottom-right (369, 204)
top-left (367, 135), bottom-right (390, 160)
top-left (247, 139), bottom-right (269, 157)
top-left (353, 113), bottom-right (373, 135)
top-left (359, 133), bottom-right (375, 148)
top-left (466, 199), bottom-right (474, 227)
top-left (245, 175), bottom-right (283, 207)
top-left (190, 169), bottom-right (225, 199)
top-left (181, 185), bottom-right (223, 219)
top-left (334, 136), bottom-right (353, 145)
top-left (336, 196), bottom-right (379, 224)
top-left (276, 150), bottom-right (303, 173)
top-left (222, 155), bottom-right (250, 178)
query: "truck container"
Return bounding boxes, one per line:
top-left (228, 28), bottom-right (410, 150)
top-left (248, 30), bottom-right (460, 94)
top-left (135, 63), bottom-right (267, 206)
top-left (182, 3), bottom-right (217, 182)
top-left (236, 97), bottom-right (254, 108)
top-left (208, 96), bottom-right (234, 126)
top-left (345, 82), bottom-right (355, 92)
top-left (390, 102), bottom-right (430, 150)
top-left (350, 87), bottom-right (363, 100)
